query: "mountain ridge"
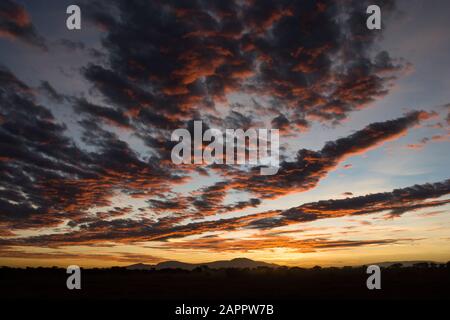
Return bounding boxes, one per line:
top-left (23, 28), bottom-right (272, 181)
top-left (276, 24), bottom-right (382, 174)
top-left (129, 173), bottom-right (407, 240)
top-left (367, 260), bottom-right (440, 267)
top-left (126, 257), bottom-right (279, 270)
top-left (125, 259), bottom-right (447, 270)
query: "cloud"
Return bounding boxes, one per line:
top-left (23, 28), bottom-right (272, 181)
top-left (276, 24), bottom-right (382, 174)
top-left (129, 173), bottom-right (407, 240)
top-left (191, 110), bottom-right (435, 213)
top-left (74, 98), bottom-right (131, 128)
top-left (0, 247), bottom-right (163, 264)
top-left (38, 81), bottom-right (65, 103)
top-left (78, 0), bottom-right (402, 135)
top-left (155, 235), bottom-right (416, 253)
top-left (0, 61), bottom-right (439, 243)
top-left (0, 66), bottom-right (185, 231)
top-left (0, 0), bottom-right (46, 49)
top-left (258, 179), bottom-right (450, 227)
top-left (0, 0), bottom-right (448, 263)
top-left (2, 179), bottom-right (448, 248)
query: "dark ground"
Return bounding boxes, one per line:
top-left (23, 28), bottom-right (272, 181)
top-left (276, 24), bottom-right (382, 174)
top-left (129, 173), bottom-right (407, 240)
top-left (1, 264), bottom-right (449, 300)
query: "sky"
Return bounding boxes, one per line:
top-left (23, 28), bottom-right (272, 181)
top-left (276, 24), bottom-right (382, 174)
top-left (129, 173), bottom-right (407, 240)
top-left (0, 0), bottom-right (449, 268)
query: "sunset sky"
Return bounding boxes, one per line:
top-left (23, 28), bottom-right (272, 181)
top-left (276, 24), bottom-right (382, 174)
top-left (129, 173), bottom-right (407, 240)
top-left (0, 0), bottom-right (449, 268)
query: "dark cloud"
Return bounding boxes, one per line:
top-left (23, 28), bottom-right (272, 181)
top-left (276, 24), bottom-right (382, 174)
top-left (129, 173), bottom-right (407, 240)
top-left (1, 0), bottom-right (447, 262)
top-left (2, 180), bottom-right (448, 247)
top-left (38, 81), bottom-right (65, 103)
top-left (269, 179), bottom-right (450, 226)
top-left (271, 114), bottom-right (290, 132)
top-left (0, 66), bottom-right (87, 228)
top-left (155, 235), bottom-right (415, 253)
top-left (0, 246), bottom-right (163, 263)
top-left (0, 62), bottom-right (438, 242)
top-left (195, 110), bottom-right (434, 212)
top-left (74, 97), bottom-right (131, 128)
top-left (78, 0), bottom-right (402, 134)
top-left (0, 0), bottom-right (46, 49)
top-left (128, 110), bottom-right (435, 218)
top-left (0, 66), bottom-right (183, 231)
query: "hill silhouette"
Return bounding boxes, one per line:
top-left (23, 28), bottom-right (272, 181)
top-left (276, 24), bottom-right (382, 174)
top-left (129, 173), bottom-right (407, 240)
top-left (1, 262), bottom-right (449, 301)
top-left (127, 257), bottom-right (279, 270)
top-left (368, 260), bottom-right (438, 268)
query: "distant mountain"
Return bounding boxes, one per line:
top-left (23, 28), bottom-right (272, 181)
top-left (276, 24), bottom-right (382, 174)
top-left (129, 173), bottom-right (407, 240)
top-left (155, 261), bottom-right (199, 270)
top-left (205, 257), bottom-right (279, 269)
top-left (367, 261), bottom-right (441, 268)
top-left (126, 259), bottom-right (446, 271)
top-left (126, 258), bottom-right (279, 270)
top-left (126, 263), bottom-right (153, 270)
